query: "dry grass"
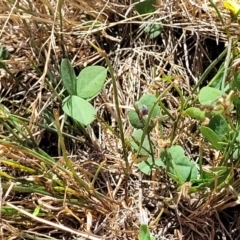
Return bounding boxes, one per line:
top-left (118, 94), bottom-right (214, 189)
top-left (1, 0), bottom-right (240, 239)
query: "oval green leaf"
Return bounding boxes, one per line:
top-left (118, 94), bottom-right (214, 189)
top-left (62, 95), bottom-right (96, 125)
top-left (200, 126), bottom-right (224, 150)
top-left (61, 59), bottom-right (76, 95)
top-left (208, 114), bottom-right (229, 140)
top-left (128, 110), bottom-right (144, 129)
top-left (166, 146), bottom-right (198, 184)
top-left (77, 66), bottom-right (107, 99)
top-left (199, 87), bottom-right (222, 105)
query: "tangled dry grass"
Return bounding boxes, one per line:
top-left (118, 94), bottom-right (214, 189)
top-left (1, 0), bottom-right (240, 239)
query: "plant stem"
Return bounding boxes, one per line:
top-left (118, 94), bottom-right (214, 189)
top-left (53, 108), bottom-right (89, 190)
top-left (102, 53), bottom-right (129, 172)
top-left (93, 47), bottom-right (130, 199)
top-left (147, 132), bottom-right (155, 165)
top-left (221, 37), bottom-right (232, 92)
top-left (138, 82), bottom-right (175, 155)
top-left (86, 41), bottom-right (129, 175)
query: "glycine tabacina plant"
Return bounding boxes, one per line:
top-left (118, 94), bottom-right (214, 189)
top-left (128, 94), bottom-right (198, 186)
top-left (60, 59), bottom-right (107, 125)
top-left (128, 87), bottom-right (234, 193)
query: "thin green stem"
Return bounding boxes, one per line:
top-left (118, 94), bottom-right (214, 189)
top-left (53, 108), bottom-right (89, 190)
top-left (221, 38), bottom-right (232, 92)
top-left (147, 132), bottom-right (155, 164)
top-left (208, 0), bottom-right (225, 26)
top-left (158, 99), bottom-right (175, 121)
top-left (199, 143), bottom-right (203, 176)
top-left (103, 54), bottom-right (129, 171)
